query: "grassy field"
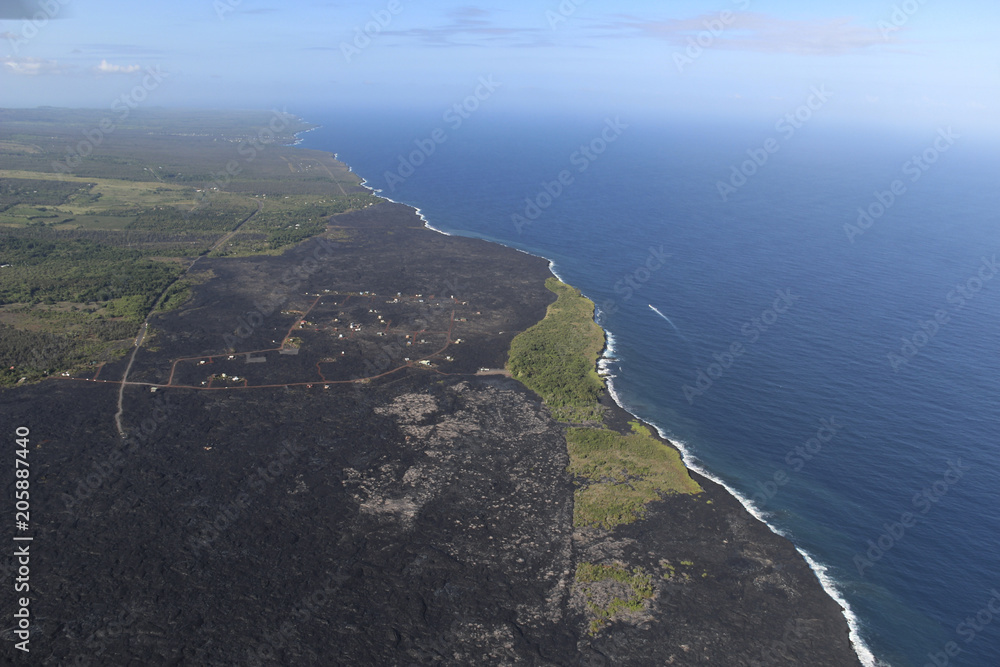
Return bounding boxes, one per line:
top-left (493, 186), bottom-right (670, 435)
top-left (0, 108), bottom-right (372, 385)
top-left (506, 277), bottom-right (701, 531)
top-left (567, 421), bottom-right (702, 529)
top-left (506, 278), bottom-right (606, 422)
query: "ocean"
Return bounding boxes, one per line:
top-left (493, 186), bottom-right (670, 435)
top-left (297, 108), bottom-right (1000, 667)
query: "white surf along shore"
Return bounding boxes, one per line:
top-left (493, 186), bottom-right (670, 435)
top-left (292, 123), bottom-right (882, 667)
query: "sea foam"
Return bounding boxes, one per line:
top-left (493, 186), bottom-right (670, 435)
top-left (307, 142), bottom-right (884, 667)
top-left (604, 375), bottom-right (884, 667)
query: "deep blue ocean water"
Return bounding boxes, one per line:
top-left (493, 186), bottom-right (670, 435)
top-left (297, 109), bottom-right (1000, 667)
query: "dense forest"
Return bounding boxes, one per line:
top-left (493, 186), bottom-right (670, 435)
top-left (0, 235), bottom-right (181, 306)
top-left (0, 322), bottom-right (130, 386)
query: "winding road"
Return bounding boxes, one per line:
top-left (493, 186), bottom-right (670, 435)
top-left (113, 200), bottom-right (264, 438)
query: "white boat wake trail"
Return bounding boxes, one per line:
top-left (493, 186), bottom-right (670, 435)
top-left (649, 304), bottom-right (688, 343)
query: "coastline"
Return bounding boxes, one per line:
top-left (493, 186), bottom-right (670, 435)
top-left (298, 123), bottom-right (878, 667)
top-left (593, 318), bottom-right (877, 666)
top-left (593, 313), bottom-right (879, 665)
top-left (633, 401), bottom-right (878, 667)
top-left (0, 107), bottom-right (882, 662)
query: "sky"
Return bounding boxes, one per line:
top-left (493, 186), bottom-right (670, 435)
top-left (1, 0), bottom-right (998, 135)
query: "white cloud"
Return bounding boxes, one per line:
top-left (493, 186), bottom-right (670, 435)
top-left (1, 56), bottom-right (70, 75)
top-left (94, 59), bottom-right (141, 74)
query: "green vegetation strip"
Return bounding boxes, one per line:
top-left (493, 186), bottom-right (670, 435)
top-left (506, 278), bottom-right (700, 529)
top-left (575, 562), bottom-right (654, 635)
top-left (506, 278), bottom-right (606, 422)
top-left (568, 421), bottom-right (701, 529)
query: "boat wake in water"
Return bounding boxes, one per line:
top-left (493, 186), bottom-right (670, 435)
top-left (649, 304), bottom-right (689, 343)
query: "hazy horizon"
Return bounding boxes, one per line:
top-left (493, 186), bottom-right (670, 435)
top-left (1, 0), bottom-right (998, 139)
